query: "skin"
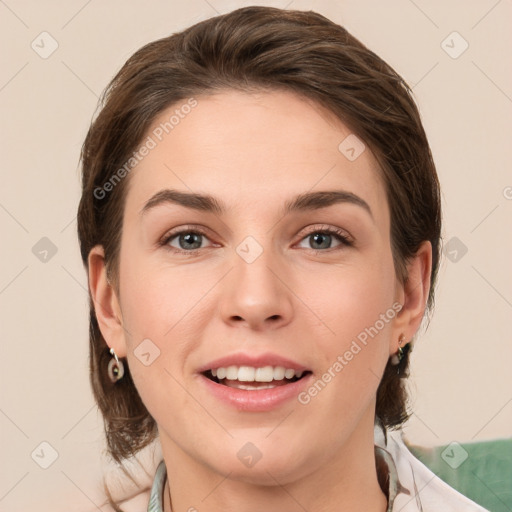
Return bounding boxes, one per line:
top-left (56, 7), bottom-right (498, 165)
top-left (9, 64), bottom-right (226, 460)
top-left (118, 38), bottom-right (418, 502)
top-left (89, 90), bottom-right (431, 512)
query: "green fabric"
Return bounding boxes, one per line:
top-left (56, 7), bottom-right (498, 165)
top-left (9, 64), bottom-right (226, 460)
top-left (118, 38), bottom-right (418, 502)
top-left (406, 438), bottom-right (512, 512)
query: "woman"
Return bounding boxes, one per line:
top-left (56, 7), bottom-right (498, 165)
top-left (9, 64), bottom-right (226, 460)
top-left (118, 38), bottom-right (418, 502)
top-left (77, 6), bottom-right (487, 511)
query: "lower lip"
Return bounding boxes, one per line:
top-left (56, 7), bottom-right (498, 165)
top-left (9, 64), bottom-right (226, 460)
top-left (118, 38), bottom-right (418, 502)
top-left (199, 373), bottom-right (313, 412)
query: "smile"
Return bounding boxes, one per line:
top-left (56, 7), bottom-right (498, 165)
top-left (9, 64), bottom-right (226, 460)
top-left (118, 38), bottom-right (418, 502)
top-left (200, 365), bottom-right (313, 411)
top-left (204, 365), bottom-right (308, 390)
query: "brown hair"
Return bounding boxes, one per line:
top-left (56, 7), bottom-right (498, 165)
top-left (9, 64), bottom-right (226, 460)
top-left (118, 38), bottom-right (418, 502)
top-left (77, 6), bottom-right (441, 465)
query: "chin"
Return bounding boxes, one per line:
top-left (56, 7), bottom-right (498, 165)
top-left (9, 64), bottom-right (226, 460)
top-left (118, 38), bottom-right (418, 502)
top-left (205, 443), bottom-right (313, 486)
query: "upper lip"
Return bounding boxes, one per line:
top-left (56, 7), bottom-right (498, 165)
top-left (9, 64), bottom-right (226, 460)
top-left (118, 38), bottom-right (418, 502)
top-left (197, 352), bottom-right (310, 373)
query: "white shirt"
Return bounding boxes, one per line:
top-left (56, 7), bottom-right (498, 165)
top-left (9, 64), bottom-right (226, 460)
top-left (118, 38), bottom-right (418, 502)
top-left (146, 423), bottom-right (488, 511)
top-left (374, 424), bottom-right (488, 511)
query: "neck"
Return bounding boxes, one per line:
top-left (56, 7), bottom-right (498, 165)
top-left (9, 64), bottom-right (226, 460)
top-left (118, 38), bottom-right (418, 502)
top-left (160, 413), bottom-right (387, 512)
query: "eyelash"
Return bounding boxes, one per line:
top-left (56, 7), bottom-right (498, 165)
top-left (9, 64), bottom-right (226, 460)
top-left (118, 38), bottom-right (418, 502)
top-left (159, 225), bottom-right (353, 256)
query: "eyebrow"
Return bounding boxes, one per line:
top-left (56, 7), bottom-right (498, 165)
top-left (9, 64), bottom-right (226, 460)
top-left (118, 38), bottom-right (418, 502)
top-left (140, 188), bottom-right (373, 219)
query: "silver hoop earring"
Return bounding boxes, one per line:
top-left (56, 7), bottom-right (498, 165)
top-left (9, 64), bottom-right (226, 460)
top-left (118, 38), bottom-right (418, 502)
top-left (108, 348), bottom-right (125, 382)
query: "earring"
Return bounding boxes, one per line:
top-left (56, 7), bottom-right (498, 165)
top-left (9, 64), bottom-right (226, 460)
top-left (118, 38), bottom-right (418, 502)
top-left (108, 348), bottom-right (125, 382)
top-left (391, 334), bottom-right (406, 366)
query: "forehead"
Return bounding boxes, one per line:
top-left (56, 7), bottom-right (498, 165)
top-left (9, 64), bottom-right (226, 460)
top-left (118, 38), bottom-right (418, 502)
top-left (123, 89), bottom-right (388, 224)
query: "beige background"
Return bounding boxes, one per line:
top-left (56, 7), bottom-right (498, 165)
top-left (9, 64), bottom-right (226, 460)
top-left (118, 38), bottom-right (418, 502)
top-left (1, 0), bottom-right (511, 510)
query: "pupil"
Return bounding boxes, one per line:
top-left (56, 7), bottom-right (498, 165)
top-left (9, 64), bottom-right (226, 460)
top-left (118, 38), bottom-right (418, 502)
top-left (311, 233), bottom-right (330, 249)
top-left (180, 233), bottom-right (201, 249)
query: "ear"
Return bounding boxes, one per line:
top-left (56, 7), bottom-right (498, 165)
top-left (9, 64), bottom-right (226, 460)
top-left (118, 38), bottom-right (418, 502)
top-left (391, 240), bottom-right (432, 354)
top-left (88, 245), bottom-right (127, 357)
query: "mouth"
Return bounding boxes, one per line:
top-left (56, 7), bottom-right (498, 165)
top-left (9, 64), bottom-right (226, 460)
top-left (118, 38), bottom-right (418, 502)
top-left (197, 353), bottom-right (313, 411)
top-left (202, 365), bottom-right (312, 390)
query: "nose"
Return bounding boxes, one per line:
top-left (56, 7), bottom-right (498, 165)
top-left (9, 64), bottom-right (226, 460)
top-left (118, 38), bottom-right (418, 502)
top-left (219, 247), bottom-right (294, 331)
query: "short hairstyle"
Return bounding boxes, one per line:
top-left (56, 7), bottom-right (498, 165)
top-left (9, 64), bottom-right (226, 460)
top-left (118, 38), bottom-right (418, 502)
top-left (77, 6), bottom-right (441, 464)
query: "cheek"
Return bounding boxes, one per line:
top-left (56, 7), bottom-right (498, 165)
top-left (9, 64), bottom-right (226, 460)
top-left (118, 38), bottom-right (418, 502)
top-left (310, 253), bottom-right (396, 341)
top-left (302, 255), bottom-right (396, 397)
top-left (117, 250), bottom-right (216, 409)
top-left (297, 278), bottom-right (394, 430)
top-left (118, 245), bottom-right (213, 341)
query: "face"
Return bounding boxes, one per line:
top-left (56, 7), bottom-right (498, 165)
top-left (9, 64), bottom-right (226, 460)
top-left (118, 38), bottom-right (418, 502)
top-left (100, 90), bottom-right (408, 484)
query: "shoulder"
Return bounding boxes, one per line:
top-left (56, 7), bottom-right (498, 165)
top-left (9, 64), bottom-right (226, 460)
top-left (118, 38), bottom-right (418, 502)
top-left (385, 430), bottom-right (489, 512)
top-left (93, 444), bottom-right (163, 511)
top-left (116, 489), bottom-right (152, 511)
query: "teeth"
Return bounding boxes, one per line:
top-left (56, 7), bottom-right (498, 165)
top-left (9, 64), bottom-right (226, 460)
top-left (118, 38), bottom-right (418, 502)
top-left (208, 365), bottom-right (306, 382)
top-left (273, 366), bottom-right (285, 380)
top-left (229, 383), bottom-right (277, 390)
top-left (255, 366), bottom-right (274, 382)
top-left (238, 366), bottom-right (255, 381)
top-left (226, 365), bottom-right (238, 380)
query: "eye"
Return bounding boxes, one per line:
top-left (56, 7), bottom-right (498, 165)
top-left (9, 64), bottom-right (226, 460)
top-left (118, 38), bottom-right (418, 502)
top-left (159, 225), bottom-right (353, 255)
top-left (161, 227), bottom-right (215, 254)
top-left (296, 226), bottom-right (353, 251)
